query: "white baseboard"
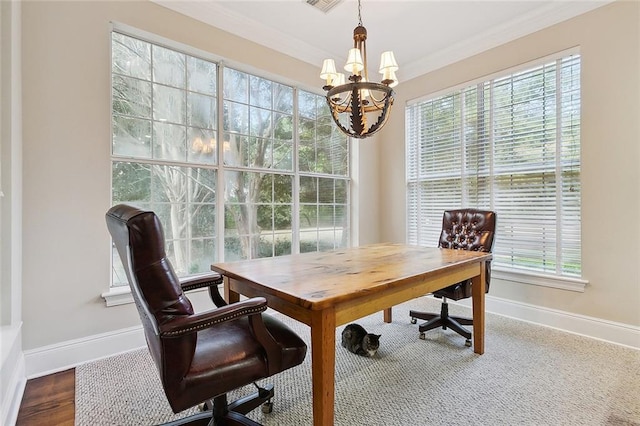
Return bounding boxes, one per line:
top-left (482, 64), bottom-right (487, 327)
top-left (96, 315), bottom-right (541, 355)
top-left (24, 325), bottom-right (145, 379)
top-left (23, 297), bottom-right (639, 379)
top-left (456, 295), bottom-right (640, 349)
top-left (1, 354), bottom-right (25, 426)
top-left (1, 324), bottom-right (26, 426)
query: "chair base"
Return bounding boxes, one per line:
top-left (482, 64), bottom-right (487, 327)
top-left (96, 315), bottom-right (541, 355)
top-left (410, 301), bottom-right (473, 346)
top-left (160, 384), bottom-right (274, 426)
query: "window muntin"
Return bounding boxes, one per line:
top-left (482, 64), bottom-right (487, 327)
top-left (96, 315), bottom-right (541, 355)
top-left (406, 54), bottom-right (581, 278)
top-left (298, 90), bottom-right (350, 252)
top-left (222, 68), bottom-right (294, 171)
top-left (111, 31), bottom-right (350, 286)
top-left (223, 171), bottom-right (294, 261)
top-left (111, 162), bottom-right (217, 282)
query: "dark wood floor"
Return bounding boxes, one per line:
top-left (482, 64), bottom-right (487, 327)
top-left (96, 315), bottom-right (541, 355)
top-left (16, 369), bottom-right (75, 426)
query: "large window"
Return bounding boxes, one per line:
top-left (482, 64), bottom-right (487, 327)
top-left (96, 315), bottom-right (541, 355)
top-left (111, 30), bottom-right (349, 286)
top-left (406, 52), bottom-right (581, 281)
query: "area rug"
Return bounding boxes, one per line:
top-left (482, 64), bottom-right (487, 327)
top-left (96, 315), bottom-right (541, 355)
top-left (76, 297), bottom-right (640, 425)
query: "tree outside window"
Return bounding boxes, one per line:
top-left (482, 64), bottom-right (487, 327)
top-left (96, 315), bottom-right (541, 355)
top-left (111, 31), bottom-right (349, 286)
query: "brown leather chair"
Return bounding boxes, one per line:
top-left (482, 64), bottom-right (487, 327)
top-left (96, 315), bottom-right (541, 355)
top-left (409, 209), bottom-right (496, 347)
top-left (106, 204), bottom-right (307, 426)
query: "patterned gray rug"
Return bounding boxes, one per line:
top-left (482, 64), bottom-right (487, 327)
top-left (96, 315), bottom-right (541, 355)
top-left (76, 297), bottom-right (640, 425)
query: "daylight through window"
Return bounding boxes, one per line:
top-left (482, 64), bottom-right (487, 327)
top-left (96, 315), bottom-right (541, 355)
top-left (406, 53), bottom-right (581, 278)
top-left (111, 31), bottom-right (350, 286)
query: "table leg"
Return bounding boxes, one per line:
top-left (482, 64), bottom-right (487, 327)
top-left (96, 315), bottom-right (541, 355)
top-left (310, 308), bottom-right (336, 426)
top-left (471, 262), bottom-right (486, 355)
top-left (224, 276), bottom-right (239, 304)
top-left (383, 307), bottom-right (392, 323)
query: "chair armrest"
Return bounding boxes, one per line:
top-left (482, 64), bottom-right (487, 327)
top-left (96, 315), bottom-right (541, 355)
top-left (159, 297), bottom-right (267, 337)
top-left (248, 309), bottom-right (282, 375)
top-left (159, 296), bottom-right (282, 375)
top-left (179, 273), bottom-right (226, 307)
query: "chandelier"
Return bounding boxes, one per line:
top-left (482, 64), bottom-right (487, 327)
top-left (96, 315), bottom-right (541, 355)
top-left (320, 0), bottom-right (398, 139)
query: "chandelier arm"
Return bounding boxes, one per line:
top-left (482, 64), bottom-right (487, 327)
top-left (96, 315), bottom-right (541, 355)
top-left (366, 95), bottom-right (387, 108)
top-left (363, 96), bottom-right (392, 137)
top-left (328, 98), bottom-right (393, 139)
top-left (362, 39), bottom-right (369, 82)
top-left (328, 82), bottom-right (391, 98)
top-left (327, 92), bottom-right (351, 106)
top-left (325, 82), bottom-right (395, 137)
top-left (367, 90), bottom-right (390, 104)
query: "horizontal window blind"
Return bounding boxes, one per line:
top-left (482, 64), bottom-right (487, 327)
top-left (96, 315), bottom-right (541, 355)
top-left (406, 54), bottom-right (581, 278)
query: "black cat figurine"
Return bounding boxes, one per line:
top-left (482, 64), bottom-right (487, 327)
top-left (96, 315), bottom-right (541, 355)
top-left (341, 323), bottom-right (381, 357)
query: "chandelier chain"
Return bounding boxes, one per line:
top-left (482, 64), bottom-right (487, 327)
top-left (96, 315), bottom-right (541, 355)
top-left (357, 0), bottom-right (363, 26)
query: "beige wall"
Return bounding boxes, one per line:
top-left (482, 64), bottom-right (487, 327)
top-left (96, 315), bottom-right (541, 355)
top-left (19, 1), bottom-right (379, 350)
top-left (19, 0), bottom-right (639, 354)
top-left (379, 1), bottom-right (640, 326)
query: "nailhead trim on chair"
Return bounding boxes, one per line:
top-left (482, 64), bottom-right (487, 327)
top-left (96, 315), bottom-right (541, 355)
top-left (161, 306), bottom-right (266, 337)
top-left (181, 279), bottom-right (223, 292)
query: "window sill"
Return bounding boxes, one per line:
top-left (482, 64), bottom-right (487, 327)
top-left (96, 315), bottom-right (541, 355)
top-left (101, 285), bottom-right (215, 307)
top-left (492, 267), bottom-right (588, 292)
top-left (101, 286), bottom-right (134, 307)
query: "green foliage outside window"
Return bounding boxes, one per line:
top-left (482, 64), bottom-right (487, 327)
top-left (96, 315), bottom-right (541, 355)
top-left (110, 31), bottom-right (350, 285)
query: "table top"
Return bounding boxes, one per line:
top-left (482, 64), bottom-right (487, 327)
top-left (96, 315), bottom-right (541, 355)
top-left (212, 243), bottom-right (491, 311)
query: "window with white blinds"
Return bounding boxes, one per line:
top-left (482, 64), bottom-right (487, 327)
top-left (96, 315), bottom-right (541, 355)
top-left (406, 53), bottom-right (581, 279)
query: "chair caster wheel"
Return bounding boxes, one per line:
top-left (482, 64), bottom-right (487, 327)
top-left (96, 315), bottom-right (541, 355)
top-left (465, 339), bottom-right (472, 347)
top-left (419, 332), bottom-right (426, 340)
top-left (411, 318), bottom-right (417, 324)
top-left (262, 401), bottom-right (273, 414)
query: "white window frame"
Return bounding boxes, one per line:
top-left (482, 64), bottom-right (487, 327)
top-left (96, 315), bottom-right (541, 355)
top-left (405, 48), bottom-right (587, 292)
top-left (103, 23), bottom-right (351, 305)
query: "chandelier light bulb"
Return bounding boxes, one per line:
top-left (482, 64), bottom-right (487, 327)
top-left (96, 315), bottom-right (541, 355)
top-left (345, 48), bottom-right (364, 74)
top-left (320, 59), bottom-right (338, 86)
top-left (379, 51), bottom-right (399, 73)
top-left (382, 68), bottom-right (398, 87)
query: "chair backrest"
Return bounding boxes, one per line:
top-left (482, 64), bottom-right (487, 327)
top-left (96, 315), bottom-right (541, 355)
top-left (438, 208), bottom-right (496, 287)
top-left (105, 204), bottom-right (195, 379)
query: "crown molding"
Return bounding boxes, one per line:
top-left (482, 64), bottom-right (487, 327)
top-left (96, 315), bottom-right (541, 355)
top-left (151, 1), bottom-right (613, 82)
top-left (152, 0), bottom-right (338, 67)
top-left (401, 1), bottom-right (614, 80)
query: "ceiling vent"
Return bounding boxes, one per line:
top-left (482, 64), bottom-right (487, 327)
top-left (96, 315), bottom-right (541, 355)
top-left (306, 0), bottom-right (343, 13)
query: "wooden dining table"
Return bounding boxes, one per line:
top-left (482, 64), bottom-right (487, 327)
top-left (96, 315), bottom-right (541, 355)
top-left (211, 242), bottom-right (491, 426)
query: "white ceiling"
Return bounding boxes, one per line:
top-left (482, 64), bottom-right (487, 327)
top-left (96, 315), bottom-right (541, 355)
top-left (152, 0), bottom-right (611, 81)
